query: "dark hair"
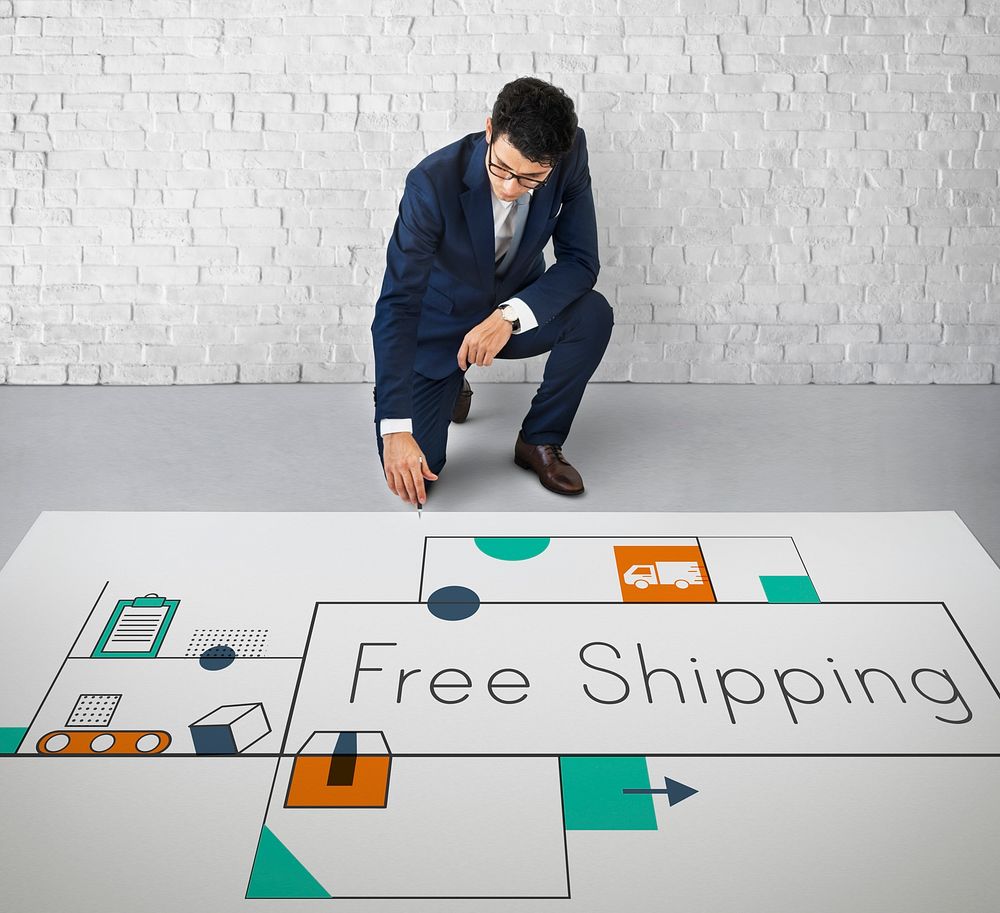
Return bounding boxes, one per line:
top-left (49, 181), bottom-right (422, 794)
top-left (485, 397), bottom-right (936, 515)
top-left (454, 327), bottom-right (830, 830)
top-left (490, 77), bottom-right (578, 168)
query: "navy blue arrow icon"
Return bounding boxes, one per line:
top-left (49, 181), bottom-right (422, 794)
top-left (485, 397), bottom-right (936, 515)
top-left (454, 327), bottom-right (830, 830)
top-left (623, 776), bottom-right (699, 807)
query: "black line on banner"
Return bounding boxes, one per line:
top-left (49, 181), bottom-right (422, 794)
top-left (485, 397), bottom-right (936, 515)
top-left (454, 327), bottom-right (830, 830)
top-left (558, 759), bottom-right (571, 898)
top-left (16, 579), bottom-right (109, 754)
top-left (941, 600), bottom-right (1000, 702)
top-left (695, 536), bottom-right (718, 601)
top-left (418, 535), bottom-right (428, 602)
top-left (244, 602), bottom-right (321, 899)
top-left (790, 536), bottom-right (817, 593)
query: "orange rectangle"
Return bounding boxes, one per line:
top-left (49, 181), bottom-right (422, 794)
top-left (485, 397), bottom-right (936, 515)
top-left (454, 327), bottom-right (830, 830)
top-left (285, 755), bottom-right (391, 808)
top-left (614, 545), bottom-right (716, 602)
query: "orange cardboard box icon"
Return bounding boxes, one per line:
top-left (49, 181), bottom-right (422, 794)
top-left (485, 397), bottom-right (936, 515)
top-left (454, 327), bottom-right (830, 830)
top-left (613, 545), bottom-right (715, 603)
top-left (285, 731), bottom-right (391, 809)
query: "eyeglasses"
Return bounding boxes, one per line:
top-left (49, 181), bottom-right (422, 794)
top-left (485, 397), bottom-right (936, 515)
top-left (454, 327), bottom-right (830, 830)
top-left (487, 137), bottom-right (552, 190)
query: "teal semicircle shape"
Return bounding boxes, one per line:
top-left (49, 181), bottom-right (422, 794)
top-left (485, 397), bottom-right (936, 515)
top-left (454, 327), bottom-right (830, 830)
top-left (474, 537), bottom-right (550, 561)
top-left (247, 825), bottom-right (330, 899)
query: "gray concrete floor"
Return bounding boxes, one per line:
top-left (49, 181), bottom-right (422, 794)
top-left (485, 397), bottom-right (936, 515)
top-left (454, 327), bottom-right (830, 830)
top-left (1, 383), bottom-right (999, 570)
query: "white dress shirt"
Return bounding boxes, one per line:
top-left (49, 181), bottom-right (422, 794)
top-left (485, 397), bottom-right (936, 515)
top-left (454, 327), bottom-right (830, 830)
top-left (491, 186), bottom-right (538, 335)
top-left (380, 183), bottom-right (541, 437)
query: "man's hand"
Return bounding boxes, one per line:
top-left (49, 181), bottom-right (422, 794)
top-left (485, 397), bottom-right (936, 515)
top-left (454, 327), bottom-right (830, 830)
top-left (457, 308), bottom-right (513, 371)
top-left (383, 432), bottom-right (438, 506)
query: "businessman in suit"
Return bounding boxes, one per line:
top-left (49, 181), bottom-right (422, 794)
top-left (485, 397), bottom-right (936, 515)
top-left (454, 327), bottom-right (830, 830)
top-left (372, 77), bottom-right (613, 507)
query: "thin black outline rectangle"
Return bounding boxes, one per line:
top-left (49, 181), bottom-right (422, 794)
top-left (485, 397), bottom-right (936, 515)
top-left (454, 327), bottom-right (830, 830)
top-left (306, 598), bottom-right (1000, 757)
top-left (254, 748), bottom-right (570, 901)
top-left (417, 535), bottom-right (811, 603)
top-left (18, 574), bottom-right (313, 757)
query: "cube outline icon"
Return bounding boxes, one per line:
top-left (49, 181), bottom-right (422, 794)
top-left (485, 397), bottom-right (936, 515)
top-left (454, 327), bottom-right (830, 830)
top-left (189, 702), bottom-right (271, 755)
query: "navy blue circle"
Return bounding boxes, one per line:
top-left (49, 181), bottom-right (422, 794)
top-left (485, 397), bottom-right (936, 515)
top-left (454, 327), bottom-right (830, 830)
top-left (427, 586), bottom-right (480, 621)
top-left (199, 645), bottom-right (236, 670)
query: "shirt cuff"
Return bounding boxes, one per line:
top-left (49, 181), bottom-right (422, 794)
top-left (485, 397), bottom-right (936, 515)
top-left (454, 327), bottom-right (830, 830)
top-left (380, 418), bottom-right (413, 436)
top-left (501, 296), bottom-right (537, 334)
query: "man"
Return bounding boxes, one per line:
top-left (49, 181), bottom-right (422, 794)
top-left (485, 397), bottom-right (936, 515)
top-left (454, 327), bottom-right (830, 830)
top-left (371, 77), bottom-right (613, 507)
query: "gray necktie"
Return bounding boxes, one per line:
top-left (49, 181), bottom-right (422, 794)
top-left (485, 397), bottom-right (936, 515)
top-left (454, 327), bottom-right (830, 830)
top-left (496, 195), bottom-right (529, 279)
top-left (495, 202), bottom-right (516, 265)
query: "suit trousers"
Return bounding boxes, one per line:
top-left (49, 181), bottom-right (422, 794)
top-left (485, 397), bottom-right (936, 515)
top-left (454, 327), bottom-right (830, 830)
top-left (376, 288), bottom-right (613, 478)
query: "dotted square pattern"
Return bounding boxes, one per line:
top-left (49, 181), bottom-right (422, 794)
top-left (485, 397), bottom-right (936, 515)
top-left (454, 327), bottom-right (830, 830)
top-left (185, 629), bottom-right (269, 658)
top-left (66, 694), bottom-right (122, 728)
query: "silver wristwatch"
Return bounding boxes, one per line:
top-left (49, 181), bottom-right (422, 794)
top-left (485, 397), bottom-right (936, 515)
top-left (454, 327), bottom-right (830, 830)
top-left (498, 304), bottom-right (520, 333)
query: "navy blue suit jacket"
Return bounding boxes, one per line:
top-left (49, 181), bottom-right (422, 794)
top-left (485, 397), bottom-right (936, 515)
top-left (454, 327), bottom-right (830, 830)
top-left (371, 127), bottom-right (599, 424)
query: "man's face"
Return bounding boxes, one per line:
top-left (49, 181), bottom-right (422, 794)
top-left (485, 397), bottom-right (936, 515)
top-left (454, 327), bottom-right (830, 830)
top-left (484, 116), bottom-right (553, 203)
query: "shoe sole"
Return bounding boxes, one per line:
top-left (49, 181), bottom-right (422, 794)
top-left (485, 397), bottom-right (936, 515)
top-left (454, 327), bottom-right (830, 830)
top-left (514, 454), bottom-right (585, 496)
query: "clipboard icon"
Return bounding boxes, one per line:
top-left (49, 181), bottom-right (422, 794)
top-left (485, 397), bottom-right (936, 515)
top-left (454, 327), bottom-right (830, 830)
top-left (92, 594), bottom-right (179, 659)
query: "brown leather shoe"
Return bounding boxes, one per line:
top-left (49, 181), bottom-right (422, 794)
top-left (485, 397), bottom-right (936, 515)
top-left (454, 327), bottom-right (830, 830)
top-left (514, 431), bottom-right (585, 495)
top-left (451, 377), bottom-right (473, 424)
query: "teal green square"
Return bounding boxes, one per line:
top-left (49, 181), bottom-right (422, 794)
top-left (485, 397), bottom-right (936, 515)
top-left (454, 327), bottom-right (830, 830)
top-left (560, 756), bottom-right (658, 831)
top-left (0, 727), bottom-right (27, 754)
top-left (760, 575), bottom-right (819, 603)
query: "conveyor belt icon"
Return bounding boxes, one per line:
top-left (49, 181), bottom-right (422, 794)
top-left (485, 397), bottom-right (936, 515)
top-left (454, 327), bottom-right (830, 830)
top-left (37, 730), bottom-right (171, 755)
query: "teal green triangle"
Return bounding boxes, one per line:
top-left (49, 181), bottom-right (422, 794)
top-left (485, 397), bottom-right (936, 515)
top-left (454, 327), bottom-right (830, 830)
top-left (247, 825), bottom-right (330, 899)
top-left (0, 727), bottom-right (28, 754)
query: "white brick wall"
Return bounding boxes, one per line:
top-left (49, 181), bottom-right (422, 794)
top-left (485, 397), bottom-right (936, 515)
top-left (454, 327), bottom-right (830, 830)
top-left (0, 0), bottom-right (997, 385)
